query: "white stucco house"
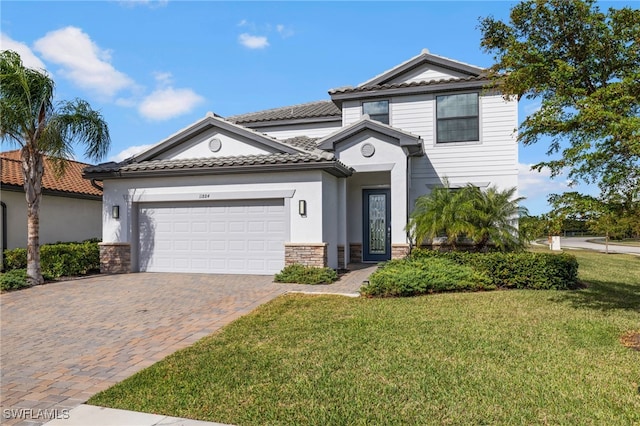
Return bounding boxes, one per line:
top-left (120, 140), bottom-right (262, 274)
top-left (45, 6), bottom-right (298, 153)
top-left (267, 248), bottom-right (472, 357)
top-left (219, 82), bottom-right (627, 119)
top-left (84, 50), bottom-right (518, 275)
top-left (1, 150), bottom-right (102, 252)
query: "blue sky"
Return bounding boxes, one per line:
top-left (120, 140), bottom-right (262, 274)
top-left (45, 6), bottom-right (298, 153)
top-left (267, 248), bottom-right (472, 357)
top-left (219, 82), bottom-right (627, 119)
top-left (0, 0), bottom-right (621, 214)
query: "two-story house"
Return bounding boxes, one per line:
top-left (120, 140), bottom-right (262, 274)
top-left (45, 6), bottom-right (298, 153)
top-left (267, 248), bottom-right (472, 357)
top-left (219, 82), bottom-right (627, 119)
top-left (84, 50), bottom-right (518, 275)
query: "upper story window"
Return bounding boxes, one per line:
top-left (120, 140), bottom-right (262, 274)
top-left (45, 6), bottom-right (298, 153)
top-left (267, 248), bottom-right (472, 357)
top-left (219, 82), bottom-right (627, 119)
top-left (363, 100), bottom-right (389, 125)
top-left (436, 93), bottom-right (479, 143)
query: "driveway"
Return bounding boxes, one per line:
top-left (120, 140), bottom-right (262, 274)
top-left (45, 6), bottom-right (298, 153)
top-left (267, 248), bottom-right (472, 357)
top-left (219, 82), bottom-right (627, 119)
top-left (559, 237), bottom-right (640, 255)
top-left (0, 273), bottom-right (287, 426)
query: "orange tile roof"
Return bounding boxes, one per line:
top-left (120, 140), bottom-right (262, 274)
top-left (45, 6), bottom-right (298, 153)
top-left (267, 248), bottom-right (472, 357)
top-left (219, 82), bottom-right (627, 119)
top-left (1, 150), bottom-right (102, 197)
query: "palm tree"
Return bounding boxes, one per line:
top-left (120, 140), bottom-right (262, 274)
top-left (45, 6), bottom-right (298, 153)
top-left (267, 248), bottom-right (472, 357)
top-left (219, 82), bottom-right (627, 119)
top-left (0, 51), bottom-right (110, 285)
top-left (464, 185), bottom-right (526, 252)
top-left (406, 180), bottom-right (473, 249)
top-left (407, 182), bottom-right (526, 252)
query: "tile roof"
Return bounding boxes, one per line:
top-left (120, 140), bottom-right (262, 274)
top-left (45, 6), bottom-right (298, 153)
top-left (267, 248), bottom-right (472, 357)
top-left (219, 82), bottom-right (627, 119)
top-left (227, 100), bottom-right (341, 124)
top-left (85, 152), bottom-right (342, 175)
top-left (329, 75), bottom-right (489, 95)
top-left (280, 136), bottom-right (320, 152)
top-left (1, 150), bottom-right (102, 197)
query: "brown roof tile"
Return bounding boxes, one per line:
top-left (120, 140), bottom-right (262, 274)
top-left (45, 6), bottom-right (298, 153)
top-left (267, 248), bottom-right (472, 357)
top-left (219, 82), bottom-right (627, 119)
top-left (1, 150), bottom-right (102, 197)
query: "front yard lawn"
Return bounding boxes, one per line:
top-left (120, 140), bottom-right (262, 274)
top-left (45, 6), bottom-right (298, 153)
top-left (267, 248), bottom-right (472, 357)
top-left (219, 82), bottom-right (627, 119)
top-left (89, 250), bottom-right (640, 425)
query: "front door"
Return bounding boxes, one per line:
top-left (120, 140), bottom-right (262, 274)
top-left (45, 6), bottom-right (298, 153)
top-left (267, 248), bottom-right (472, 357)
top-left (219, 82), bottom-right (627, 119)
top-left (362, 189), bottom-right (391, 262)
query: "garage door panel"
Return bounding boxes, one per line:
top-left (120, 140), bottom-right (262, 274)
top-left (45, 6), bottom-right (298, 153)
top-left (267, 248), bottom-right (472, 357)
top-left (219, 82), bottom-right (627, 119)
top-left (138, 199), bottom-right (286, 275)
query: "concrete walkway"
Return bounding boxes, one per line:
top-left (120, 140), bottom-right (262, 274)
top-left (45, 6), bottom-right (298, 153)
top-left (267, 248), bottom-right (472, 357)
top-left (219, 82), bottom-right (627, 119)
top-left (559, 237), bottom-right (640, 255)
top-left (1, 265), bottom-right (375, 426)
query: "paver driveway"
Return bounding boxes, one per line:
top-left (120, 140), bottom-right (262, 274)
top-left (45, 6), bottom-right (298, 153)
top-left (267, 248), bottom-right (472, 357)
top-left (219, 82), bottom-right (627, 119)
top-left (1, 273), bottom-right (287, 426)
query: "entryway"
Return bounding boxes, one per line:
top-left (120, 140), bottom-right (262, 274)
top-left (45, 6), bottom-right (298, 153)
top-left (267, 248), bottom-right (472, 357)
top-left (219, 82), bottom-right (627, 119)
top-left (362, 188), bottom-right (391, 262)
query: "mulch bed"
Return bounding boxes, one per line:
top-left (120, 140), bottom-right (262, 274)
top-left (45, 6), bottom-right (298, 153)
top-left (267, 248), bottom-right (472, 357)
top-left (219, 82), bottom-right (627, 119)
top-left (620, 331), bottom-right (640, 351)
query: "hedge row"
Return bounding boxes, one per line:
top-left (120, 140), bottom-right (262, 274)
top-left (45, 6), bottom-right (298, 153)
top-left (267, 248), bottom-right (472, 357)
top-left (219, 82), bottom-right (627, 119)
top-left (3, 240), bottom-right (100, 280)
top-left (274, 264), bottom-right (338, 284)
top-left (360, 257), bottom-right (496, 297)
top-left (361, 249), bottom-right (579, 297)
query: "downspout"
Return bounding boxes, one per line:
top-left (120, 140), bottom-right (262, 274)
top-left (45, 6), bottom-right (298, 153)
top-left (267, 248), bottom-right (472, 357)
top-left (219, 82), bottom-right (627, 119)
top-left (406, 155), bottom-right (413, 252)
top-left (1, 201), bottom-right (7, 268)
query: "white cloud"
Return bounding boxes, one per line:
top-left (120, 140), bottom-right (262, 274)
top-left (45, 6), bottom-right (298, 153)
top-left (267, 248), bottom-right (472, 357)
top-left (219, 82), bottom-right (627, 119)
top-left (0, 33), bottom-right (46, 70)
top-left (276, 24), bottom-right (294, 38)
top-left (109, 144), bottom-right (155, 162)
top-left (118, 0), bottom-right (168, 8)
top-left (518, 162), bottom-right (572, 200)
top-left (138, 75), bottom-right (204, 121)
top-left (238, 19), bottom-right (248, 27)
top-left (33, 26), bottom-right (134, 98)
top-left (238, 33), bottom-right (269, 49)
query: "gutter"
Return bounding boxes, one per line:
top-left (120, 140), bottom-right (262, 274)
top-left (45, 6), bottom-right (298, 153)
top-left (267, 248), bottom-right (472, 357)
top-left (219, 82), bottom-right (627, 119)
top-left (1, 201), bottom-right (6, 257)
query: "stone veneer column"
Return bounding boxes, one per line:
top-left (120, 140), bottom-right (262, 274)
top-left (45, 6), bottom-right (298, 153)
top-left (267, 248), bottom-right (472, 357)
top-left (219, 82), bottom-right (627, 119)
top-left (391, 243), bottom-right (411, 259)
top-left (99, 242), bottom-right (131, 274)
top-left (284, 243), bottom-right (328, 268)
top-left (349, 243), bottom-right (362, 263)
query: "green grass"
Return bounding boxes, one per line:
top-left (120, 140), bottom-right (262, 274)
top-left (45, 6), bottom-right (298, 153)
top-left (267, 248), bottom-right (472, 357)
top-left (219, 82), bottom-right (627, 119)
top-left (89, 250), bottom-right (640, 425)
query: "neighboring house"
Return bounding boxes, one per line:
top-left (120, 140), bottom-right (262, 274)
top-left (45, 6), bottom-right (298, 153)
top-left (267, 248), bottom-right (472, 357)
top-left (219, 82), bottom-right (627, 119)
top-left (84, 50), bottom-right (518, 275)
top-left (1, 150), bottom-right (102, 251)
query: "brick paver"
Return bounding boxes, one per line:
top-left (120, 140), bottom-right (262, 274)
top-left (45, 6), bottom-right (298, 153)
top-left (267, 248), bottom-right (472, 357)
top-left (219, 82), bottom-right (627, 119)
top-left (0, 266), bottom-right (374, 426)
top-left (0, 273), bottom-right (287, 426)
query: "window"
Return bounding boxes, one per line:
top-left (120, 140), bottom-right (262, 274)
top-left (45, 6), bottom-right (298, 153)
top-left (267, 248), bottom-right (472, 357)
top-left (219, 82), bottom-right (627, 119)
top-left (363, 100), bottom-right (389, 124)
top-left (436, 93), bottom-right (479, 143)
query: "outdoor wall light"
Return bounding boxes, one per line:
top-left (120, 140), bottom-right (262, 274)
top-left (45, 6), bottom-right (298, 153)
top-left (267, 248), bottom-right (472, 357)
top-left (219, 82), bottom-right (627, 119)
top-left (112, 205), bottom-right (120, 219)
top-left (298, 200), bottom-right (307, 216)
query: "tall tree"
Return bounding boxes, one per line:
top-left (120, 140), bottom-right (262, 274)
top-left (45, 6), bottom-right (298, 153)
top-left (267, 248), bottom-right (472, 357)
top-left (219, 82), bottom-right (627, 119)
top-left (479, 0), bottom-right (640, 200)
top-left (0, 51), bottom-right (110, 285)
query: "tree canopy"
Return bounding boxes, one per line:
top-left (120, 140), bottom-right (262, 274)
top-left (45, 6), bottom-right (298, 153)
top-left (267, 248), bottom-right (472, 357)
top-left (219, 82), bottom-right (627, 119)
top-left (479, 0), bottom-right (640, 200)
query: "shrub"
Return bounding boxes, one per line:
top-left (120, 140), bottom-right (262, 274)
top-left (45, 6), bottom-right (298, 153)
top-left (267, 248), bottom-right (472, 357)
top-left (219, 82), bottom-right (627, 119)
top-left (1, 269), bottom-right (29, 291)
top-left (361, 257), bottom-right (494, 297)
top-left (410, 249), bottom-right (579, 290)
top-left (275, 264), bottom-right (338, 285)
top-left (3, 240), bottom-right (100, 279)
top-left (3, 248), bottom-right (27, 270)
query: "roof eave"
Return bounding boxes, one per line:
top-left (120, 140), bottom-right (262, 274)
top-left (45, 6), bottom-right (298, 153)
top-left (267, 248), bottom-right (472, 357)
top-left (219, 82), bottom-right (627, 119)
top-left (330, 79), bottom-right (490, 102)
top-left (84, 160), bottom-right (353, 180)
top-left (239, 115), bottom-right (342, 128)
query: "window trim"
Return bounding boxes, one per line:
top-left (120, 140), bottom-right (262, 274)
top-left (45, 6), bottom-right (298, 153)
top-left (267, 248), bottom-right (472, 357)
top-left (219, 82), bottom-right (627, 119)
top-left (435, 92), bottom-right (480, 144)
top-left (362, 100), bottom-right (390, 125)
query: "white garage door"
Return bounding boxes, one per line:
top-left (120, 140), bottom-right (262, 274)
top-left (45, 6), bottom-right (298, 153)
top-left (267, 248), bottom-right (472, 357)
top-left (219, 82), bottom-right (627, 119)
top-left (138, 199), bottom-right (286, 275)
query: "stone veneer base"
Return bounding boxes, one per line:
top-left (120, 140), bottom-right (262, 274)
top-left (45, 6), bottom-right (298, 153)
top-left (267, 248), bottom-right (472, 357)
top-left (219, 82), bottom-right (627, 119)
top-left (99, 242), bottom-right (131, 274)
top-left (337, 245), bottom-right (345, 270)
top-left (391, 243), bottom-right (411, 259)
top-left (284, 243), bottom-right (328, 268)
top-left (349, 243), bottom-right (362, 263)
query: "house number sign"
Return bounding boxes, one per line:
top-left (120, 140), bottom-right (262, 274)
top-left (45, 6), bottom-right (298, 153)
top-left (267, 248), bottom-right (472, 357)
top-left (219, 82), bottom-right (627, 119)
top-left (199, 194), bottom-right (210, 199)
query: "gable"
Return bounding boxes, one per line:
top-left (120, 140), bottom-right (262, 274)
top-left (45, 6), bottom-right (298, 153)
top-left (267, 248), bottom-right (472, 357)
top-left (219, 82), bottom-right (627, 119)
top-left (133, 113), bottom-right (304, 163)
top-left (154, 127), bottom-right (279, 160)
top-left (358, 50), bottom-right (484, 87)
top-left (384, 63), bottom-right (471, 85)
top-left (318, 118), bottom-right (423, 157)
